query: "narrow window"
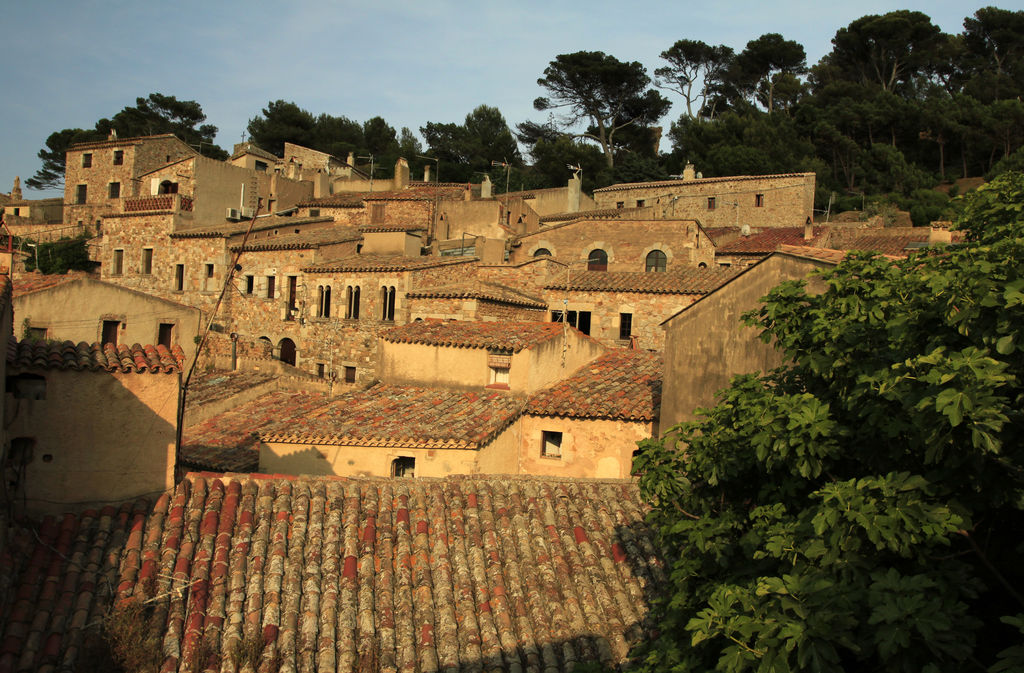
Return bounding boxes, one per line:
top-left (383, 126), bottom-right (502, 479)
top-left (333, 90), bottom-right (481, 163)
top-left (391, 456), bottom-right (415, 477)
top-left (158, 323), bottom-right (173, 348)
top-left (76, 184), bottom-right (87, 204)
top-left (541, 431), bottom-right (563, 458)
top-left (381, 286), bottom-right (395, 321)
top-left (316, 363), bottom-right (325, 378)
top-left (102, 320), bottom-right (120, 346)
top-left (318, 286), bottom-right (326, 317)
top-left (266, 276), bottom-right (276, 299)
top-left (112, 249), bottom-right (124, 275)
top-left (12, 208), bottom-right (19, 216)
top-left (206, 263), bottom-right (214, 278)
top-left (309, 208), bottom-right (320, 217)
top-left (615, 201), bottom-right (624, 209)
top-left (707, 197), bottom-right (716, 210)
top-left (82, 153), bottom-right (92, 168)
top-left (576, 311), bottom-right (591, 335)
top-left (370, 203), bottom-right (385, 223)
top-left (254, 160), bottom-right (268, 172)
top-left (587, 249), bottom-right (608, 271)
top-left (344, 366), bottom-right (356, 383)
top-left (175, 264), bottom-right (184, 291)
top-left (755, 193), bottom-right (765, 207)
top-left (141, 248), bottom-right (153, 274)
top-left (636, 199), bottom-right (645, 207)
top-left (113, 150), bottom-right (124, 165)
top-left (619, 313), bottom-right (633, 340)
top-left (645, 250), bottom-right (667, 272)
top-left (488, 350), bottom-right (512, 388)
top-left (323, 286), bottom-right (331, 317)
top-left (108, 182), bottom-right (121, 199)
top-left (287, 276), bottom-right (297, 311)
top-left (347, 286), bottom-right (361, 319)
top-left (244, 275), bottom-right (254, 295)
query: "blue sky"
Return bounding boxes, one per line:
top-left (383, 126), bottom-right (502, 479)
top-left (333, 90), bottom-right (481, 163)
top-left (2, 1), bottom-right (1015, 199)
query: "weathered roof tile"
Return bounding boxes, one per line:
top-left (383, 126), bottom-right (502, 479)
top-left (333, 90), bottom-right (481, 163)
top-left (545, 268), bottom-right (740, 295)
top-left (382, 319), bottom-right (567, 352)
top-left (526, 350), bottom-right (662, 421)
top-left (7, 338), bottom-right (184, 373)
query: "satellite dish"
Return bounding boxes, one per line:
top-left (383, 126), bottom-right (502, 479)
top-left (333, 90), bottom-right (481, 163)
top-left (740, 224), bottom-right (751, 236)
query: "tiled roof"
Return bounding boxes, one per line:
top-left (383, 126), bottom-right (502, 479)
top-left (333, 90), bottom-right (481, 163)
top-left (109, 473), bottom-right (663, 672)
top-left (11, 271), bottom-right (94, 297)
top-left (716, 226), bottom-right (826, 254)
top-left (230, 226), bottom-right (361, 252)
top-left (545, 268), bottom-right (740, 295)
top-left (230, 142), bottom-right (279, 162)
top-left (406, 281), bottom-right (547, 309)
top-left (593, 171), bottom-right (816, 192)
top-left (0, 501), bottom-right (152, 673)
top-left (7, 338), bottom-right (184, 373)
top-left (382, 319), bottom-right (566, 352)
top-left (170, 215), bottom-right (334, 239)
top-left (67, 132), bottom-right (189, 151)
top-left (182, 390), bottom-right (330, 471)
top-left (303, 255), bottom-right (475, 273)
top-left (538, 207), bottom-right (645, 223)
top-left (703, 226), bottom-right (741, 245)
top-left (184, 369), bottom-right (277, 407)
top-left (527, 350), bottom-right (662, 421)
top-left (261, 383), bottom-right (523, 448)
top-left (775, 244), bottom-right (847, 265)
top-left (363, 184), bottom-right (469, 202)
top-left (829, 229), bottom-right (963, 256)
top-left (359, 223), bottom-right (427, 233)
top-left (297, 192), bottom-right (370, 208)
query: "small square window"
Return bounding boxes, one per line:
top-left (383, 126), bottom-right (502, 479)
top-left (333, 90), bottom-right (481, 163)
top-left (309, 208), bottom-right (320, 217)
top-left (82, 153), bottom-right (92, 168)
top-left (636, 199), bottom-right (645, 208)
top-left (707, 197), bottom-right (716, 210)
top-left (113, 150), bottom-right (124, 165)
top-left (108, 182), bottom-right (120, 199)
top-left (542, 431), bottom-right (563, 458)
top-left (370, 203), bottom-right (385, 223)
top-left (755, 193), bottom-right (765, 207)
top-left (344, 366), bottom-right (356, 383)
top-left (12, 208), bottom-right (19, 217)
top-left (254, 160), bottom-right (268, 172)
top-left (615, 201), bottom-right (624, 208)
top-left (619, 313), bottom-right (633, 341)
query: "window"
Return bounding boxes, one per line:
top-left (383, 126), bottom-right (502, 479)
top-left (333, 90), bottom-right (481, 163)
top-left (316, 363), bottom-right (325, 378)
top-left (206, 263), bottom-right (214, 278)
top-left (541, 431), bottom-right (563, 458)
top-left (12, 208), bottom-right (19, 216)
top-left (587, 249), bottom-right (608, 271)
top-left (755, 193), bottom-right (765, 207)
top-left (244, 275), bottom-right (254, 295)
top-left (317, 285), bottom-right (332, 317)
top-left (533, 248), bottom-right (551, 257)
top-left (380, 286), bottom-right (395, 321)
top-left (615, 201), bottom-right (624, 209)
top-left (636, 199), bottom-right (645, 207)
top-left (392, 456), bottom-right (415, 478)
top-left (551, 310), bottom-right (591, 335)
top-left (346, 286), bottom-right (360, 319)
top-left (488, 350), bottom-right (512, 388)
top-left (171, 264), bottom-right (183, 291)
top-left (102, 320), bottom-right (120, 346)
top-left (309, 208), bottom-right (320, 217)
top-left (266, 276), bottom-right (276, 299)
top-left (344, 366), bottom-right (356, 383)
top-left (619, 313), bottom-right (633, 340)
top-left (645, 250), bottom-right (667, 272)
top-left (254, 160), bottom-right (268, 172)
top-left (82, 153), bottom-right (92, 168)
top-left (27, 327), bottom-right (47, 341)
top-left (7, 374), bottom-right (46, 400)
top-left (108, 182), bottom-right (121, 199)
top-left (112, 249), bottom-right (124, 275)
top-left (76, 184), bottom-right (87, 204)
top-left (158, 323), bottom-right (173, 348)
top-left (287, 276), bottom-right (298, 311)
top-left (141, 248), bottom-right (153, 275)
top-left (113, 150), bottom-right (124, 165)
top-left (370, 203), bottom-right (385, 224)
top-left (707, 197), bottom-right (716, 210)
top-left (158, 180), bottom-right (178, 195)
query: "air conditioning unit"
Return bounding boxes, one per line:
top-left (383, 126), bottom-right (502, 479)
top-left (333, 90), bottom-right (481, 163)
top-left (240, 207), bottom-right (254, 218)
top-left (225, 208), bottom-right (241, 221)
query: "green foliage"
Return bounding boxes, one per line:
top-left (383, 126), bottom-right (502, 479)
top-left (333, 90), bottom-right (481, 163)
top-left (634, 172), bottom-right (1024, 672)
top-left (21, 234), bottom-right (94, 274)
top-left (421, 105), bottom-right (521, 183)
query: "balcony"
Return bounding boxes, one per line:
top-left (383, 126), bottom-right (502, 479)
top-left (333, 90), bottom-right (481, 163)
top-left (123, 194), bottom-right (194, 213)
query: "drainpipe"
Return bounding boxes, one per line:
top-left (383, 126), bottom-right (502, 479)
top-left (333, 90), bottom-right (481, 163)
top-left (230, 332), bottom-right (238, 371)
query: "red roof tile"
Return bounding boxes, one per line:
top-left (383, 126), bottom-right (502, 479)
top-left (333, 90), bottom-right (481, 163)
top-left (170, 215), bottom-right (334, 239)
top-left (7, 338), bottom-right (184, 373)
top-left (775, 244), bottom-right (847, 265)
top-left (828, 228), bottom-right (964, 256)
top-left (527, 350), bottom-right (662, 421)
top-left (593, 171), bottom-right (815, 192)
top-left (359, 222), bottom-right (427, 233)
top-left (545, 268), bottom-right (740, 295)
top-left (11, 271), bottom-right (95, 297)
top-left (303, 255), bottom-right (476, 273)
top-left (363, 184), bottom-right (469, 201)
top-left (538, 207), bottom-right (646, 223)
top-left (110, 473), bottom-right (664, 672)
top-left (297, 192), bottom-right (370, 208)
top-left (406, 281), bottom-right (547, 308)
top-left (229, 226), bottom-right (361, 252)
top-left (382, 319), bottom-right (567, 352)
top-left (262, 383), bottom-right (523, 448)
top-left (716, 226), bottom-right (826, 254)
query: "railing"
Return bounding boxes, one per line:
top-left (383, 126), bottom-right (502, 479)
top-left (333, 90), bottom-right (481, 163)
top-left (123, 194), bottom-right (193, 213)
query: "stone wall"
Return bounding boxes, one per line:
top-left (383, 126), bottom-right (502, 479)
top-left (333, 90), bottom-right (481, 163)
top-left (517, 415), bottom-right (652, 479)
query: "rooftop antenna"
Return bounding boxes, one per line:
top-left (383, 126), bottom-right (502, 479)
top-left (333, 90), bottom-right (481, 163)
top-left (566, 164), bottom-right (582, 181)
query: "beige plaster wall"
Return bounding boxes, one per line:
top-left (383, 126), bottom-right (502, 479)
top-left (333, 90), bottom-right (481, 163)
top-left (520, 331), bottom-right (606, 393)
top-left (260, 441), bottom-right (480, 477)
top-left (5, 368), bottom-right (179, 514)
top-left (377, 341), bottom-right (491, 389)
top-left (517, 415), bottom-right (652, 479)
top-left (361, 231), bottom-right (422, 256)
top-left (660, 254), bottom-right (830, 430)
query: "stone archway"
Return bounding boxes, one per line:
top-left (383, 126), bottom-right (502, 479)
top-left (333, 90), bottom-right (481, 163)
top-left (278, 338), bottom-right (296, 366)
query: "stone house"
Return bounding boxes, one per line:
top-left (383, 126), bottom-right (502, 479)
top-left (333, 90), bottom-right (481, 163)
top-left (592, 165), bottom-right (816, 229)
top-left (4, 339), bottom-right (183, 514)
top-left (63, 132), bottom-right (198, 228)
top-left (542, 267), bottom-right (741, 350)
top-left (404, 280), bottom-right (547, 322)
top-left (660, 247), bottom-right (838, 429)
top-left (712, 224), bottom-right (826, 267)
top-left (12, 271), bottom-right (203, 363)
top-left (510, 216), bottom-right (715, 271)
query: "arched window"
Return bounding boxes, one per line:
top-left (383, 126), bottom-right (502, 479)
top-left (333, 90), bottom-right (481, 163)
top-left (158, 180), bottom-right (178, 195)
top-left (323, 286), bottom-right (331, 317)
top-left (533, 248), bottom-right (552, 258)
top-left (587, 249), bottom-right (608, 271)
top-left (698, 262), bottom-right (708, 269)
top-left (317, 285), bottom-right (332, 318)
top-left (645, 250), bottom-right (667, 272)
top-left (381, 286), bottom-right (396, 321)
top-left (346, 286), bottom-right (361, 319)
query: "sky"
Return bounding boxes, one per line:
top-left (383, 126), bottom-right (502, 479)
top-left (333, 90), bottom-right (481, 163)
top-left (2, 0), bottom-right (1018, 199)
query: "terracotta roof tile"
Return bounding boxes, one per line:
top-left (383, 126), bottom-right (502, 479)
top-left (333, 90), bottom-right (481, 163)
top-left (303, 254), bottom-right (476, 273)
top-left (363, 184), bottom-right (469, 202)
top-left (406, 281), bottom-right (547, 309)
top-left (229, 226), bottom-right (361, 252)
top-left (107, 473), bottom-right (664, 672)
top-left (359, 222), bottom-right (427, 233)
top-left (170, 215), bottom-right (334, 239)
top-left (7, 338), bottom-right (184, 373)
top-left (545, 268), bottom-right (740, 295)
top-left (11, 271), bottom-right (95, 297)
top-left (184, 369), bottom-right (278, 407)
top-left (262, 383), bottom-right (523, 448)
top-left (182, 391), bottom-right (330, 471)
top-left (775, 244), bottom-right (847, 265)
top-left (538, 207), bottom-right (645, 223)
top-left (593, 171), bottom-right (816, 192)
top-left (297, 192), bottom-right (370, 208)
top-left (527, 350), bottom-right (662, 421)
top-left (382, 319), bottom-right (566, 352)
top-left (828, 228), bottom-right (964, 256)
top-left (716, 226), bottom-right (827, 254)
top-left (67, 132), bottom-right (188, 151)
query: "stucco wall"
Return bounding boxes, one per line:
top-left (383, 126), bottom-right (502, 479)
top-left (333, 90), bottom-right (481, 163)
top-left (5, 368), bottom-right (179, 513)
top-left (377, 341), bottom-right (491, 389)
top-left (520, 331), bottom-right (606, 394)
top-left (261, 441), bottom-right (481, 477)
top-left (517, 415), bottom-right (652, 479)
top-left (660, 254), bottom-right (830, 430)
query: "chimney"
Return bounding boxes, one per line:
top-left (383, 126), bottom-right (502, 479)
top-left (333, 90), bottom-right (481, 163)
top-left (480, 175), bottom-right (492, 199)
top-left (393, 157), bottom-right (410, 190)
top-left (423, 164), bottom-right (431, 182)
top-left (682, 163), bottom-right (696, 181)
top-left (567, 173), bottom-right (581, 212)
top-left (929, 221), bottom-right (952, 245)
top-left (11, 176), bottom-right (21, 202)
top-left (804, 216), bottom-right (814, 242)
top-left (109, 129), bottom-right (117, 140)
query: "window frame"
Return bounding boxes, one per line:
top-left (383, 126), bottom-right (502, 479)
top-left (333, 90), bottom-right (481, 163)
top-left (541, 431), bottom-right (563, 459)
top-left (112, 249), bottom-right (124, 276)
top-left (141, 248), bottom-right (153, 275)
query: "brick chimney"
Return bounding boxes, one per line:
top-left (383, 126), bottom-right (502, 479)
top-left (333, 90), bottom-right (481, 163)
top-left (480, 175), bottom-right (492, 199)
top-left (393, 157), bottom-right (410, 190)
top-left (804, 217), bottom-right (814, 242)
top-left (567, 173), bottom-right (581, 212)
top-left (423, 164), bottom-right (431, 182)
top-left (682, 163), bottom-right (696, 181)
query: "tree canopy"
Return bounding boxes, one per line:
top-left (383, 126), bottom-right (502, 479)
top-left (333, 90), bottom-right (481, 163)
top-left (633, 171), bottom-right (1024, 672)
top-left (420, 105), bottom-right (521, 184)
